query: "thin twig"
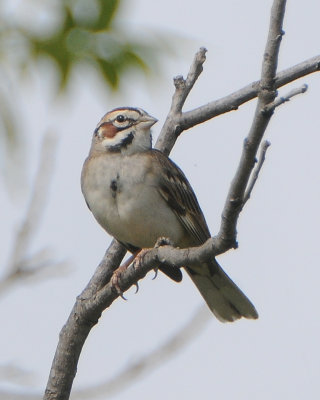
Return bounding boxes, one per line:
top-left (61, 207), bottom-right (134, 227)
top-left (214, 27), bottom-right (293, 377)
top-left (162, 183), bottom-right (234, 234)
top-left (263, 83), bottom-right (308, 113)
top-left (243, 141), bottom-right (271, 205)
top-left (173, 47), bottom-right (207, 112)
top-left (155, 47), bottom-right (207, 155)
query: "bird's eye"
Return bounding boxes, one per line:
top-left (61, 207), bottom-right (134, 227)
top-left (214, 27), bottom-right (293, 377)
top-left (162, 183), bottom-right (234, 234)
top-left (116, 115), bottom-right (125, 123)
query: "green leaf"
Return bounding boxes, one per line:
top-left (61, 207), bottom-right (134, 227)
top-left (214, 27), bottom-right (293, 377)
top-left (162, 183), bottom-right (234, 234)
top-left (93, 0), bottom-right (120, 31)
top-left (31, 34), bottom-right (73, 89)
top-left (97, 57), bottom-right (119, 88)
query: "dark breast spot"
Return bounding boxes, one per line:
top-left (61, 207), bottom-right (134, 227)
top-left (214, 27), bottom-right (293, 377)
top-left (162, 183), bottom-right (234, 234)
top-left (110, 179), bottom-right (118, 198)
top-left (110, 173), bottom-right (120, 198)
top-left (110, 179), bottom-right (117, 191)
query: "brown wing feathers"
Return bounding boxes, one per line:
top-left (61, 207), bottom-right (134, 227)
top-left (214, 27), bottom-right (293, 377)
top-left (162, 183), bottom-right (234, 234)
top-left (152, 149), bottom-right (210, 245)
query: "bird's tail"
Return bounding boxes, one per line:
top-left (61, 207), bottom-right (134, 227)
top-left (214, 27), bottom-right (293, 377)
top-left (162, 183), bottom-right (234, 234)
top-left (186, 259), bottom-right (258, 322)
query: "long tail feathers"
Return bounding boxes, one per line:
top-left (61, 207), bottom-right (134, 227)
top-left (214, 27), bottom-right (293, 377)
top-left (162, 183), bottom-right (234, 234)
top-left (186, 260), bottom-right (258, 322)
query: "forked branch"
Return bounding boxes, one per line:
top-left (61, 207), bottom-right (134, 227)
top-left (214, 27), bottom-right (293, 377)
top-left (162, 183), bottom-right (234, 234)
top-left (44, 1), bottom-right (317, 399)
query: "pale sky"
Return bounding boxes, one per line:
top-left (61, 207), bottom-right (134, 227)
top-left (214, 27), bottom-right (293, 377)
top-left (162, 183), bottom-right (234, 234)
top-left (1, 1), bottom-right (320, 399)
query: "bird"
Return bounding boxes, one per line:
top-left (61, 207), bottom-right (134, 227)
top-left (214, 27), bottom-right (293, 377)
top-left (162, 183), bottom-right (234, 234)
top-left (81, 107), bottom-right (258, 322)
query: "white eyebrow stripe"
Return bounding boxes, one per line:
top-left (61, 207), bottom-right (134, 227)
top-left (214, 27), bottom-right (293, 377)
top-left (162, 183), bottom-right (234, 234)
top-left (107, 109), bottom-right (141, 123)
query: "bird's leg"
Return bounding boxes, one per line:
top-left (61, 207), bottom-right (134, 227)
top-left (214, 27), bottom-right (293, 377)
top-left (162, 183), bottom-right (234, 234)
top-left (134, 237), bottom-right (173, 279)
top-left (132, 248), bottom-right (148, 268)
top-left (111, 251), bottom-right (140, 299)
top-left (112, 237), bottom-right (173, 297)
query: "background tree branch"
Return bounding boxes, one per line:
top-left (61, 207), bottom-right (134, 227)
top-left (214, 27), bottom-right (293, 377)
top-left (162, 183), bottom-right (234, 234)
top-left (72, 305), bottom-right (210, 400)
top-left (43, 1), bottom-right (318, 399)
top-left (0, 306), bottom-right (210, 400)
top-left (0, 132), bottom-right (63, 296)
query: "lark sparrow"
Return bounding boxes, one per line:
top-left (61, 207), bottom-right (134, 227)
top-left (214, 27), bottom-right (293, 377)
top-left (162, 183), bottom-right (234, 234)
top-left (81, 107), bottom-right (258, 322)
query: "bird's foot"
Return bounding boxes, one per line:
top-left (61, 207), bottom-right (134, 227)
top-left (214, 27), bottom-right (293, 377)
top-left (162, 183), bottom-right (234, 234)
top-left (111, 253), bottom-right (139, 299)
top-left (132, 248), bottom-right (149, 269)
top-left (133, 248), bottom-right (159, 280)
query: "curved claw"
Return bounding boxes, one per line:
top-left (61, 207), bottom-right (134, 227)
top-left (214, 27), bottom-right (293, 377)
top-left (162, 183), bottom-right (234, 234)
top-left (134, 282), bottom-right (139, 294)
top-left (112, 282), bottom-right (127, 300)
top-left (152, 268), bottom-right (158, 280)
top-left (111, 268), bottom-right (127, 300)
top-left (119, 292), bottom-right (127, 301)
top-left (111, 283), bottom-right (128, 300)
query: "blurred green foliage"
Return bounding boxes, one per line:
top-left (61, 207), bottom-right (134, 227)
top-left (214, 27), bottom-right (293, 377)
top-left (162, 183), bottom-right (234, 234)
top-left (0, 0), bottom-right (161, 189)
top-left (0, 0), bottom-right (156, 90)
top-left (28, 0), bottom-right (154, 89)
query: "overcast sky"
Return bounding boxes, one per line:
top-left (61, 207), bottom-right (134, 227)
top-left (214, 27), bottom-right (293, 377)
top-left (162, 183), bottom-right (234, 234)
top-left (1, 1), bottom-right (320, 399)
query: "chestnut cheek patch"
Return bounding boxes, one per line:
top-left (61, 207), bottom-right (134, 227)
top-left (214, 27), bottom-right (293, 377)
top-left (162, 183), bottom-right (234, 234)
top-left (99, 122), bottom-right (118, 138)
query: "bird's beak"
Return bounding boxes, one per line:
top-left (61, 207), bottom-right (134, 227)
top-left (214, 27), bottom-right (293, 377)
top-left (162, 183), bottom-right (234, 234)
top-left (141, 114), bottom-right (158, 127)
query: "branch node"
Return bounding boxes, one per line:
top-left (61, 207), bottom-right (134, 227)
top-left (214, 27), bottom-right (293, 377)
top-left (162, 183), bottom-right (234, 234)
top-left (229, 197), bottom-right (243, 207)
top-left (215, 233), bottom-right (238, 251)
top-left (174, 75), bottom-right (186, 90)
top-left (263, 83), bottom-right (308, 113)
top-left (243, 137), bottom-right (256, 152)
top-left (261, 105), bottom-right (275, 116)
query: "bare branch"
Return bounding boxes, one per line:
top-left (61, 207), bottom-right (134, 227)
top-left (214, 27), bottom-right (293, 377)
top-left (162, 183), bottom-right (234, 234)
top-left (0, 132), bottom-right (58, 295)
top-left (243, 140), bottom-right (271, 205)
top-left (72, 306), bottom-right (210, 399)
top-left (9, 132), bottom-right (57, 271)
top-left (44, 2), bottom-right (320, 399)
top-left (101, 0), bottom-right (289, 296)
top-left (155, 35), bottom-right (320, 154)
top-left (0, 306), bottom-right (210, 400)
top-left (180, 55), bottom-right (319, 131)
top-left (217, 0), bottom-right (286, 249)
top-left (263, 83), bottom-right (308, 113)
top-left (155, 47), bottom-right (207, 154)
top-left (175, 47), bottom-right (207, 111)
top-left (44, 240), bottom-right (126, 400)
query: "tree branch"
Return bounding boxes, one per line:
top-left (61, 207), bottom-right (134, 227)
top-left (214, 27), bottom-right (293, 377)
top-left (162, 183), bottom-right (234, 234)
top-left (0, 132), bottom-right (59, 296)
top-left (44, 241), bottom-right (126, 400)
top-left (263, 83), bottom-right (308, 113)
top-left (1, 306), bottom-right (210, 400)
top-left (72, 305), bottom-right (210, 399)
top-left (155, 47), bottom-right (207, 155)
top-left (156, 52), bottom-right (320, 155)
top-left (180, 54), bottom-right (319, 131)
top-left (44, 1), bottom-right (320, 399)
top-left (243, 140), bottom-right (271, 205)
top-left (217, 0), bottom-right (287, 249)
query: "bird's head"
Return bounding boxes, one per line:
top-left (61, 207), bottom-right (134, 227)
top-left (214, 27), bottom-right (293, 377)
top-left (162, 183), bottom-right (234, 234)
top-left (91, 107), bottom-right (158, 155)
